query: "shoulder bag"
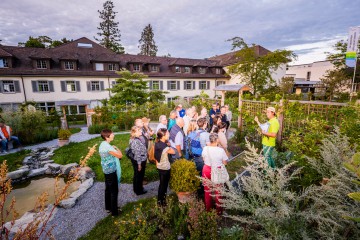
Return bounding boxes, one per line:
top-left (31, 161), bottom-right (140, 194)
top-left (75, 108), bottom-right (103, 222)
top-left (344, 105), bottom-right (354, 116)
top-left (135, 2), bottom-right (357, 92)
top-left (208, 147), bottom-right (229, 184)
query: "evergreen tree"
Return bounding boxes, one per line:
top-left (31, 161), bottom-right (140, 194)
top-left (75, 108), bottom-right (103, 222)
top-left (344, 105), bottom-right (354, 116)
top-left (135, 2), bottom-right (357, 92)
top-left (138, 24), bottom-right (158, 56)
top-left (95, 0), bottom-right (125, 54)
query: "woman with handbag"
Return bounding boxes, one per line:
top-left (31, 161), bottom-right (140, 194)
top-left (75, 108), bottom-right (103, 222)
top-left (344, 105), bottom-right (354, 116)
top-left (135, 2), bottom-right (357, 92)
top-left (201, 133), bottom-right (229, 215)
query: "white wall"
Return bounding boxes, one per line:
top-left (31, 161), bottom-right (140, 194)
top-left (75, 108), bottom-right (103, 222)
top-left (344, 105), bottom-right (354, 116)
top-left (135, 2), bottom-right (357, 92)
top-left (0, 77), bottom-right (25, 104)
top-left (286, 60), bottom-right (334, 81)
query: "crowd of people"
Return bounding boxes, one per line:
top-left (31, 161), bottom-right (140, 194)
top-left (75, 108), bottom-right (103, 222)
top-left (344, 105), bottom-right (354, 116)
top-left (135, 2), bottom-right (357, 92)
top-left (99, 103), bottom-right (280, 216)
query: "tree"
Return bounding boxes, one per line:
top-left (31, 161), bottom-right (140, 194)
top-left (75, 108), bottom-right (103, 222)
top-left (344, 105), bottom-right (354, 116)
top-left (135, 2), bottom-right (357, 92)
top-left (18, 36), bottom-right (72, 48)
top-left (227, 37), bottom-right (296, 96)
top-left (320, 69), bottom-right (350, 101)
top-left (95, 0), bottom-right (125, 54)
top-left (279, 76), bottom-right (295, 94)
top-left (325, 40), bottom-right (348, 70)
top-left (138, 24), bottom-right (158, 56)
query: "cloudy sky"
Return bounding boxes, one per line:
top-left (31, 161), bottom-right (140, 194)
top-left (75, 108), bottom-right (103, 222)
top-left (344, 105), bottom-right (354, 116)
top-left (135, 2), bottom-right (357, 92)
top-left (1, 0), bottom-right (359, 65)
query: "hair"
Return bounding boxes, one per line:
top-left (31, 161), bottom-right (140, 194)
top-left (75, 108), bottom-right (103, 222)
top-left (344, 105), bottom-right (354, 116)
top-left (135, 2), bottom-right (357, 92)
top-left (159, 115), bottom-right (167, 122)
top-left (100, 129), bottom-right (113, 140)
top-left (213, 115), bottom-right (221, 125)
top-left (187, 121), bottom-right (198, 134)
top-left (209, 133), bottom-right (219, 143)
top-left (197, 117), bottom-right (207, 128)
top-left (156, 128), bottom-right (168, 141)
top-left (219, 122), bottom-right (227, 130)
top-left (221, 106), bottom-right (226, 110)
top-left (134, 118), bottom-right (143, 126)
top-left (169, 110), bottom-right (177, 117)
top-left (211, 126), bottom-right (219, 133)
top-left (130, 126), bottom-right (141, 139)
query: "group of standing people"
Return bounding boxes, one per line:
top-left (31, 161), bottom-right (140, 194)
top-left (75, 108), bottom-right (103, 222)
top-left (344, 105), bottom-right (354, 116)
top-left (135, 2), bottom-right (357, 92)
top-left (98, 103), bottom-right (280, 216)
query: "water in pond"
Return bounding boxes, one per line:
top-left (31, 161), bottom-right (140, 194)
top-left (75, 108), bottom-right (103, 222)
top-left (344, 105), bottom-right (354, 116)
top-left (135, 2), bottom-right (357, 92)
top-left (4, 177), bottom-right (80, 221)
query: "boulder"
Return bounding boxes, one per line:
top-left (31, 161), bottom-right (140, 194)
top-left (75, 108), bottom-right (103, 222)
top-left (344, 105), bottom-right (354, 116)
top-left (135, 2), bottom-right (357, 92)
top-left (28, 167), bottom-right (48, 178)
top-left (41, 160), bottom-right (54, 165)
top-left (69, 188), bottom-right (87, 199)
top-left (7, 169), bottom-right (29, 180)
top-left (47, 163), bottom-right (61, 171)
top-left (78, 167), bottom-right (96, 181)
top-left (60, 163), bottom-right (79, 175)
top-left (59, 197), bottom-right (77, 209)
top-left (22, 156), bottom-right (32, 165)
top-left (79, 178), bottom-right (94, 191)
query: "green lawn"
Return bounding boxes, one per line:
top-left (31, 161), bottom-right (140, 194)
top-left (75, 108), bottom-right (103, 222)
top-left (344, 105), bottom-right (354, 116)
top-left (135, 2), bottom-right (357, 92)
top-left (0, 150), bottom-right (31, 172)
top-left (52, 134), bottom-right (159, 183)
top-left (69, 127), bottom-right (82, 134)
top-left (226, 153), bottom-right (246, 180)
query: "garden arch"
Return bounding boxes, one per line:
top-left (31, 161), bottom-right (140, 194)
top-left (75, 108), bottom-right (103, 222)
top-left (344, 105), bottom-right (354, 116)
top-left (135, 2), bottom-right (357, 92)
top-left (213, 84), bottom-right (251, 128)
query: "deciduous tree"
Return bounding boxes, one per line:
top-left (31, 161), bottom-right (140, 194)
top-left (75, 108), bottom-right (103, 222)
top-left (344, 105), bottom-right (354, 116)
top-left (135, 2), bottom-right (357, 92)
top-left (320, 69), bottom-right (350, 101)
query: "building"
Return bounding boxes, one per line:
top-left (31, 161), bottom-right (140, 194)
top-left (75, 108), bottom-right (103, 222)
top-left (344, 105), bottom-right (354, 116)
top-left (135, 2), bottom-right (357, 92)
top-left (0, 37), bottom-right (229, 113)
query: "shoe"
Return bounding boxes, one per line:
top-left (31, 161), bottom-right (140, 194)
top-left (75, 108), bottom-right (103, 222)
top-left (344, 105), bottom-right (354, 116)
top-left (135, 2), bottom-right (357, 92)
top-left (136, 190), bottom-right (147, 195)
top-left (1, 151), bottom-right (8, 154)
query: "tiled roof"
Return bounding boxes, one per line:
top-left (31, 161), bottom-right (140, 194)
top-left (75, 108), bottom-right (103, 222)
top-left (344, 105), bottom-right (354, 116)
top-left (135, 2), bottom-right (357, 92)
top-left (0, 48), bottom-right (12, 57)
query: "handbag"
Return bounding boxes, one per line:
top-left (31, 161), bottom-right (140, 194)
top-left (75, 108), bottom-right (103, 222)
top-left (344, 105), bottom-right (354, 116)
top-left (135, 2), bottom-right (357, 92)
top-left (208, 147), bottom-right (229, 184)
top-left (125, 147), bottom-right (134, 160)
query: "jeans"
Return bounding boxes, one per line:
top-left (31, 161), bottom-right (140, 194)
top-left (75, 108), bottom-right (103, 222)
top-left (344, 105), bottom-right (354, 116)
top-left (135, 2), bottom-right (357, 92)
top-left (157, 169), bottom-right (170, 206)
top-left (193, 156), bottom-right (204, 176)
top-left (263, 145), bottom-right (276, 168)
top-left (131, 160), bottom-right (146, 194)
top-left (1, 139), bottom-right (7, 152)
top-left (104, 172), bottom-right (119, 216)
top-left (9, 136), bottom-right (21, 147)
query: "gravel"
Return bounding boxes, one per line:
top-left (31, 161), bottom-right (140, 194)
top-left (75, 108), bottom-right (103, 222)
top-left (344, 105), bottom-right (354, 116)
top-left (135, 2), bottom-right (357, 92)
top-left (47, 181), bottom-right (159, 240)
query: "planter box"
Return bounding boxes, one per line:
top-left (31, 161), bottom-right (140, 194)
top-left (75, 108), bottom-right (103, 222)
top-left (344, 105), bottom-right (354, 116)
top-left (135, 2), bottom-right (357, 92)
top-left (58, 139), bottom-right (70, 147)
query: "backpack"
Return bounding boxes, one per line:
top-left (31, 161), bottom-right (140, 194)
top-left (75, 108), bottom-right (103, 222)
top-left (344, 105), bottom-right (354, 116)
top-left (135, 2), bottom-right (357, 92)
top-left (125, 147), bottom-right (134, 160)
top-left (188, 130), bottom-right (206, 157)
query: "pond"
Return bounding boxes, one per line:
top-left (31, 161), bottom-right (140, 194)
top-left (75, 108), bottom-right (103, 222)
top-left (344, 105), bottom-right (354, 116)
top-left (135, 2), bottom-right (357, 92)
top-left (4, 177), bottom-right (80, 221)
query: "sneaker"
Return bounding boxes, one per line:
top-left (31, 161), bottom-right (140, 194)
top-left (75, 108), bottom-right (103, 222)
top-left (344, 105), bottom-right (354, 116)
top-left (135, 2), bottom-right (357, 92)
top-left (1, 151), bottom-right (8, 154)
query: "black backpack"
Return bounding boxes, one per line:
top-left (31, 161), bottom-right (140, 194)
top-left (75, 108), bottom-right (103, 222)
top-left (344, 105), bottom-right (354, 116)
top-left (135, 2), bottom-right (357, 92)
top-left (125, 147), bottom-right (134, 160)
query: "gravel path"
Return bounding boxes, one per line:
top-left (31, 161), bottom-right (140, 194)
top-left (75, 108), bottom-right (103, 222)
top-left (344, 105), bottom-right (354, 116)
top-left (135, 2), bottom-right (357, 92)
top-left (47, 181), bottom-right (160, 240)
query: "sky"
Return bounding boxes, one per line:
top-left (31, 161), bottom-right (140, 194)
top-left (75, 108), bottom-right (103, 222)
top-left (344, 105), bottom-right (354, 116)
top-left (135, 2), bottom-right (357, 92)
top-left (1, 0), bottom-right (359, 65)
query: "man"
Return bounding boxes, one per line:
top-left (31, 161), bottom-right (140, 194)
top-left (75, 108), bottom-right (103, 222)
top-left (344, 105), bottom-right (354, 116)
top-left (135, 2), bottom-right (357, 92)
top-left (169, 117), bottom-right (185, 159)
top-left (168, 110), bottom-right (177, 131)
top-left (220, 106), bottom-right (228, 128)
top-left (209, 103), bottom-right (220, 128)
top-left (0, 126), bottom-right (7, 154)
top-left (182, 108), bottom-right (193, 136)
top-left (254, 107), bottom-right (280, 168)
top-left (178, 104), bottom-right (186, 118)
top-left (224, 105), bottom-right (232, 130)
top-left (156, 115), bottom-right (168, 133)
top-left (0, 121), bottom-right (21, 152)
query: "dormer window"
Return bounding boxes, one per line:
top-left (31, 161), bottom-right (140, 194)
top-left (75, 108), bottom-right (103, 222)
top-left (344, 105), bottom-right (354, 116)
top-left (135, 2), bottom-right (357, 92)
top-left (184, 67), bottom-right (191, 73)
top-left (0, 58), bottom-right (9, 68)
top-left (150, 65), bottom-right (158, 72)
top-left (108, 63), bottom-right (117, 71)
top-left (133, 64), bottom-right (140, 72)
top-left (175, 66), bottom-right (181, 73)
top-left (215, 68), bottom-right (221, 74)
top-left (199, 67), bottom-right (206, 74)
top-left (95, 63), bottom-right (104, 71)
top-left (64, 61), bottom-right (75, 70)
top-left (37, 60), bottom-right (47, 69)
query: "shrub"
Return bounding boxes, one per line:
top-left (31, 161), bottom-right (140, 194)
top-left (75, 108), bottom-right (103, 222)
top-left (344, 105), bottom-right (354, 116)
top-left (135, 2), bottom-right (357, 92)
top-left (88, 124), bottom-right (108, 134)
top-left (170, 159), bottom-right (200, 193)
top-left (58, 129), bottom-right (72, 140)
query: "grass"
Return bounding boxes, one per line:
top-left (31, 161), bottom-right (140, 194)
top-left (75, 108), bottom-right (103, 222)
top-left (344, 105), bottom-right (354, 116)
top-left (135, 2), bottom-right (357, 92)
top-left (69, 127), bottom-right (81, 134)
top-left (0, 150), bottom-right (31, 172)
top-left (226, 152), bottom-right (246, 180)
top-left (79, 197), bottom-right (156, 240)
top-left (52, 133), bottom-right (159, 183)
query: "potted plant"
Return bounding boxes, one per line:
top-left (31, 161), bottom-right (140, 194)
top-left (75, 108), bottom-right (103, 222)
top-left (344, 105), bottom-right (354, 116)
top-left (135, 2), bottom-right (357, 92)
top-left (58, 129), bottom-right (72, 147)
top-left (170, 159), bottom-right (201, 203)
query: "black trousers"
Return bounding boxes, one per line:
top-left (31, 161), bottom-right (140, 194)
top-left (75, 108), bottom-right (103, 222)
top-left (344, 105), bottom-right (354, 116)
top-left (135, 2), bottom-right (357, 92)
top-left (104, 172), bottom-right (118, 216)
top-left (131, 160), bottom-right (147, 194)
top-left (157, 169), bottom-right (171, 205)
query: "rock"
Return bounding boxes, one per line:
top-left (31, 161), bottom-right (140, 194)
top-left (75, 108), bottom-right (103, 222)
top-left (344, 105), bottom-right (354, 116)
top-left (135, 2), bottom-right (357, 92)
top-left (19, 165), bottom-right (29, 170)
top-left (69, 188), bottom-right (87, 199)
top-left (79, 178), bottom-right (94, 191)
top-left (45, 168), bottom-right (52, 175)
top-left (7, 169), bottom-right (29, 180)
top-left (59, 197), bottom-right (77, 209)
top-left (22, 156), bottom-right (32, 165)
top-left (47, 163), bottom-right (61, 171)
top-left (28, 167), bottom-right (48, 178)
top-left (41, 160), bottom-right (54, 165)
top-left (61, 163), bottom-right (79, 175)
top-left (78, 167), bottom-right (96, 181)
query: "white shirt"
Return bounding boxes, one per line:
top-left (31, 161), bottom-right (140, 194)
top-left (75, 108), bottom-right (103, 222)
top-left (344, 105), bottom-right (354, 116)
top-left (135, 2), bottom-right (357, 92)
top-left (202, 146), bottom-right (228, 168)
top-left (156, 123), bottom-right (167, 133)
top-left (183, 115), bottom-right (191, 136)
top-left (170, 132), bottom-right (184, 150)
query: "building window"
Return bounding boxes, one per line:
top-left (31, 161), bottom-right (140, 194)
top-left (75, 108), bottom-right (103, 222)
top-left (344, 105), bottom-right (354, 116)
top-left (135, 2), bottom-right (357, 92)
top-left (64, 61), bottom-right (74, 70)
top-left (199, 67), bottom-right (206, 74)
top-left (167, 97), bottom-right (177, 103)
top-left (133, 64), bottom-right (140, 71)
top-left (108, 63), bottom-right (117, 71)
top-left (184, 67), bottom-right (190, 73)
top-left (215, 68), bottom-right (222, 74)
top-left (38, 102), bottom-right (55, 115)
top-left (37, 60), bottom-right (47, 69)
top-left (150, 65), bottom-right (158, 72)
top-left (66, 81), bottom-right (76, 92)
top-left (184, 81), bottom-right (193, 90)
top-left (38, 81), bottom-right (50, 92)
top-left (175, 66), bottom-right (181, 73)
top-left (91, 81), bottom-right (100, 91)
top-left (2, 81), bottom-right (15, 93)
top-left (0, 58), bottom-right (9, 68)
top-left (169, 81), bottom-right (177, 90)
top-left (95, 63), bottom-right (104, 71)
top-left (152, 81), bottom-right (160, 90)
top-left (199, 81), bottom-right (208, 90)
top-left (306, 71), bottom-right (311, 81)
top-left (216, 81), bottom-right (225, 86)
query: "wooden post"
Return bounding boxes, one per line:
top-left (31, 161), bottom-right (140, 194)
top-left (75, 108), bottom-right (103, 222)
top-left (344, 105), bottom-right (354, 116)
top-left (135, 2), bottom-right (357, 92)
top-left (61, 106), bottom-right (68, 129)
top-left (277, 99), bottom-right (284, 143)
top-left (220, 91), bottom-right (225, 106)
top-left (238, 90), bottom-right (243, 129)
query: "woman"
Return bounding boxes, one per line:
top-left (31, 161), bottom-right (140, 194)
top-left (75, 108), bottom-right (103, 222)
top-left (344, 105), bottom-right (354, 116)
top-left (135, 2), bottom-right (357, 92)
top-left (210, 115), bottom-right (222, 133)
top-left (129, 126), bottom-right (148, 195)
top-left (155, 128), bottom-right (175, 206)
top-left (217, 122), bottom-right (230, 157)
top-left (142, 117), bottom-right (154, 141)
top-left (224, 105), bottom-right (232, 130)
top-left (202, 133), bottom-right (229, 215)
top-left (99, 129), bottom-right (123, 216)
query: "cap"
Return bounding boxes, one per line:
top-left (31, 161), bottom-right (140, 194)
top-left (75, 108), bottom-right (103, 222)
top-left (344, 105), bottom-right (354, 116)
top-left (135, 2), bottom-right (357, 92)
top-left (266, 107), bottom-right (276, 113)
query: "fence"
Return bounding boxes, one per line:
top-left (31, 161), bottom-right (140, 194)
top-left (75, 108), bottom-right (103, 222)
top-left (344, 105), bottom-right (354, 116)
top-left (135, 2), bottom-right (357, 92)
top-left (240, 99), bottom-right (357, 143)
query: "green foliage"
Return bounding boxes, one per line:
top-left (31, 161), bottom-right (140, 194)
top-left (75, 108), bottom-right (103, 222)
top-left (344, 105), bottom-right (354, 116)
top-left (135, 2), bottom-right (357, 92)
top-left (190, 91), bottom-right (215, 110)
top-left (88, 124), bottom-right (109, 134)
top-left (58, 129), bottom-right (72, 140)
top-left (94, 0), bottom-right (125, 53)
top-left (279, 76), bottom-right (295, 95)
top-left (0, 150), bottom-right (31, 172)
top-left (18, 36), bottom-right (72, 48)
top-left (219, 225), bottom-right (244, 240)
top-left (320, 69), bottom-right (350, 101)
top-left (170, 159), bottom-right (200, 193)
top-left (138, 24), bottom-right (158, 56)
top-left (227, 36), bottom-right (296, 95)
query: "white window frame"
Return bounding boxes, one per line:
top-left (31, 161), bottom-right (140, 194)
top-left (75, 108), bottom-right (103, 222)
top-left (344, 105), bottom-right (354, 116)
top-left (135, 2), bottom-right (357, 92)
top-left (0, 58), bottom-right (9, 68)
top-left (152, 81), bottom-right (160, 90)
top-left (175, 66), bottom-right (181, 73)
top-left (216, 81), bottom-right (226, 86)
top-left (167, 97), bottom-right (177, 103)
top-left (38, 102), bottom-right (56, 115)
top-left (215, 68), bottom-right (221, 74)
top-left (38, 81), bottom-right (50, 92)
top-left (184, 81), bottom-right (193, 90)
top-left (64, 61), bottom-right (74, 70)
top-left (199, 81), bottom-right (207, 90)
top-left (199, 67), bottom-right (206, 74)
top-left (91, 81), bottom-right (100, 91)
top-left (184, 66), bottom-right (190, 73)
top-left (133, 64), bottom-right (140, 72)
top-left (2, 81), bottom-right (15, 93)
top-left (169, 81), bottom-right (177, 90)
top-left (66, 81), bottom-right (76, 92)
top-left (108, 63), bottom-right (117, 71)
top-left (95, 63), bottom-right (104, 71)
top-left (150, 65), bottom-right (158, 72)
top-left (37, 60), bottom-right (47, 69)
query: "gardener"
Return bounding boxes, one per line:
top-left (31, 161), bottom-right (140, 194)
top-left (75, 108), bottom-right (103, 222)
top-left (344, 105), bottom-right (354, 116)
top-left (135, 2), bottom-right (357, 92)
top-left (254, 107), bottom-right (280, 168)
top-left (99, 129), bottom-right (122, 216)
